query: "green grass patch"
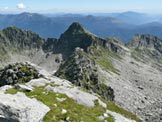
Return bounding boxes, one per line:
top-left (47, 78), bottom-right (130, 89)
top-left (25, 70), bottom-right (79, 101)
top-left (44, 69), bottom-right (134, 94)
top-left (5, 84), bottom-right (141, 122)
top-left (106, 101), bottom-right (142, 122)
top-left (5, 88), bottom-right (19, 94)
top-left (106, 114), bottom-right (115, 122)
top-left (96, 56), bottom-right (117, 73)
top-left (5, 85), bottom-right (114, 122)
top-left (89, 46), bottom-right (120, 74)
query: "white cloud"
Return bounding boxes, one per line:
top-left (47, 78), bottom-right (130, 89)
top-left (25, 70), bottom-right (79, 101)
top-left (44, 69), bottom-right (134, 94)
top-left (17, 3), bottom-right (26, 9)
top-left (4, 7), bottom-right (9, 10)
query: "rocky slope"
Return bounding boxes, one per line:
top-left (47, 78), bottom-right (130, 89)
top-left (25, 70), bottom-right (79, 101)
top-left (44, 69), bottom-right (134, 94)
top-left (0, 63), bottom-right (139, 122)
top-left (127, 34), bottom-right (162, 61)
top-left (0, 26), bottom-right (62, 71)
top-left (1, 22), bottom-right (162, 122)
top-left (55, 47), bottom-right (114, 101)
top-left (53, 23), bottom-right (162, 122)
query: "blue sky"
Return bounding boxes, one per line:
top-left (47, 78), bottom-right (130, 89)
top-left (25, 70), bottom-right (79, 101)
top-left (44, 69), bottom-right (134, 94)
top-left (0, 0), bottom-right (161, 14)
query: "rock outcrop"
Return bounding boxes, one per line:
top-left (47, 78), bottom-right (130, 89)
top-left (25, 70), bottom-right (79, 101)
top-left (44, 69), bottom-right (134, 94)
top-left (127, 34), bottom-right (162, 50)
top-left (53, 22), bottom-right (97, 58)
top-left (53, 22), bottom-right (127, 59)
top-left (127, 34), bottom-right (162, 61)
top-left (0, 62), bottom-right (42, 86)
top-left (0, 92), bottom-right (49, 122)
top-left (104, 38), bottom-right (128, 55)
top-left (55, 47), bottom-right (114, 101)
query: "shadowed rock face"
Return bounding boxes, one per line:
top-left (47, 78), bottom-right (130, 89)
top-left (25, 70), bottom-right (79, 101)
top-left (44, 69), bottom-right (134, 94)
top-left (0, 118), bottom-right (19, 122)
top-left (53, 22), bottom-right (95, 58)
top-left (42, 38), bottom-right (57, 53)
top-left (53, 22), bottom-right (126, 59)
top-left (2, 26), bottom-right (45, 50)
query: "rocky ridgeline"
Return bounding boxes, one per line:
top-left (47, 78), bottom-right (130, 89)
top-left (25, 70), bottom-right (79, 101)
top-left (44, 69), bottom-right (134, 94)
top-left (55, 47), bottom-right (114, 101)
top-left (0, 62), bottom-right (42, 86)
top-left (128, 34), bottom-right (162, 50)
top-left (127, 34), bottom-right (162, 61)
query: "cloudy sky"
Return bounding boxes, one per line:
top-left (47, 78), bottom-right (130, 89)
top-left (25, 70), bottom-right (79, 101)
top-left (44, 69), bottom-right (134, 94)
top-left (0, 0), bottom-right (161, 14)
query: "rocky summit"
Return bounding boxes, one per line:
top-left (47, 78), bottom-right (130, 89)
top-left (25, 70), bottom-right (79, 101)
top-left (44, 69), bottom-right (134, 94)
top-left (0, 22), bottom-right (162, 122)
top-left (53, 22), bottom-right (98, 58)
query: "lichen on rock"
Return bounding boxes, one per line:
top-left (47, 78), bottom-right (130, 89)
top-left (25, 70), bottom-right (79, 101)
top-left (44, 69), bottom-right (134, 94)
top-left (0, 62), bottom-right (42, 86)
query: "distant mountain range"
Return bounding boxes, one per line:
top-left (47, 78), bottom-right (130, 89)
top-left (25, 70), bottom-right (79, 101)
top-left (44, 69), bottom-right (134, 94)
top-left (0, 12), bottom-right (162, 42)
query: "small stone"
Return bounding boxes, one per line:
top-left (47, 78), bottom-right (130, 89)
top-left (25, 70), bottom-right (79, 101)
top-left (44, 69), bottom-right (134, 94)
top-left (56, 97), bottom-right (66, 102)
top-left (66, 116), bottom-right (70, 121)
top-left (53, 104), bottom-right (57, 107)
top-left (98, 116), bottom-right (104, 120)
top-left (61, 109), bottom-right (67, 114)
top-left (42, 91), bottom-right (48, 95)
top-left (103, 113), bottom-right (108, 118)
top-left (14, 84), bottom-right (33, 92)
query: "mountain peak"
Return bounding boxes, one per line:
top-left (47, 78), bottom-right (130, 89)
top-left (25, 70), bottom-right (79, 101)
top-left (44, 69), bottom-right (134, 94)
top-left (64, 22), bottom-right (85, 35)
top-left (54, 22), bottom-right (98, 59)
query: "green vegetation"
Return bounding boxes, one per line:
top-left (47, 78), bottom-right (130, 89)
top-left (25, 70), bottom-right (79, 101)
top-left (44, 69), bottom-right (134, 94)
top-left (5, 88), bottom-right (19, 94)
top-left (6, 85), bottom-right (113, 122)
top-left (89, 46), bottom-right (120, 74)
top-left (17, 65), bottom-right (38, 83)
top-left (96, 57), bottom-right (117, 73)
top-left (0, 63), bottom-right (42, 86)
top-left (106, 101), bottom-right (142, 122)
top-left (6, 84), bottom-right (141, 122)
top-left (107, 114), bottom-right (115, 122)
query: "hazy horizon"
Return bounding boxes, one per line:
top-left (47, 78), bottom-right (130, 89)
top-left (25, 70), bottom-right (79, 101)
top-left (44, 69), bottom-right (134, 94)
top-left (0, 11), bottom-right (161, 16)
top-left (0, 0), bottom-right (162, 14)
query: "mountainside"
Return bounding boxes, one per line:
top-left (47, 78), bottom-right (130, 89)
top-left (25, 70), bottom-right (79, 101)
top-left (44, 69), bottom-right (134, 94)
top-left (0, 26), bottom-right (45, 65)
top-left (0, 26), bottom-right (61, 71)
top-left (53, 23), bottom-right (162, 122)
top-left (2, 26), bottom-right (45, 50)
top-left (1, 12), bottom-right (162, 42)
top-left (128, 34), bottom-right (162, 50)
top-left (1, 22), bottom-right (162, 122)
top-left (127, 34), bottom-right (162, 61)
top-left (54, 22), bottom-right (106, 58)
top-left (53, 22), bottom-right (94, 57)
top-left (55, 47), bottom-right (115, 101)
